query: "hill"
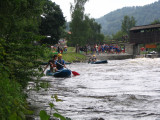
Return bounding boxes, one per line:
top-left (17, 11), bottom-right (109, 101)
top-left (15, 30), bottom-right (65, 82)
top-left (96, 0), bottom-right (160, 35)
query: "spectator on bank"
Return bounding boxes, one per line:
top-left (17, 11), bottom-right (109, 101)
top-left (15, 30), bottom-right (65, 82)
top-left (57, 45), bottom-right (60, 53)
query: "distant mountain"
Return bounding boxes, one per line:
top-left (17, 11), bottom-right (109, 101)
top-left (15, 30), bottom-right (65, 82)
top-left (96, 0), bottom-right (160, 35)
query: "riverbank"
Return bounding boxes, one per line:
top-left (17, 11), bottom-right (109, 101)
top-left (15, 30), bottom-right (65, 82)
top-left (41, 47), bottom-right (160, 64)
top-left (86, 52), bottom-right (159, 60)
top-left (86, 53), bottom-right (134, 60)
top-left (41, 47), bottom-right (86, 63)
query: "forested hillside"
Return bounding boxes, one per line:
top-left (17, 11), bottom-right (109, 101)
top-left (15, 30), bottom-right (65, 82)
top-left (96, 0), bottom-right (160, 35)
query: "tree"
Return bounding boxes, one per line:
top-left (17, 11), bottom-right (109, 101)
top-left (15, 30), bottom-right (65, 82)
top-left (121, 16), bottom-right (136, 36)
top-left (104, 35), bottom-right (112, 44)
top-left (0, 0), bottom-right (45, 119)
top-left (69, 0), bottom-right (105, 47)
top-left (112, 30), bottom-right (125, 41)
top-left (83, 16), bottom-right (104, 44)
top-left (69, 0), bottom-right (89, 46)
top-left (39, 0), bottom-right (65, 44)
top-left (151, 19), bottom-right (160, 24)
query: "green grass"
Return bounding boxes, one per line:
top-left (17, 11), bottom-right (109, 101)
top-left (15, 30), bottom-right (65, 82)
top-left (41, 47), bottom-right (86, 62)
top-left (63, 52), bottom-right (86, 62)
top-left (63, 47), bottom-right (86, 62)
top-left (67, 47), bottom-right (75, 52)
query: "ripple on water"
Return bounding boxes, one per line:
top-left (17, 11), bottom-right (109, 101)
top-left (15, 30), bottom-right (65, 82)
top-left (27, 58), bottom-right (160, 120)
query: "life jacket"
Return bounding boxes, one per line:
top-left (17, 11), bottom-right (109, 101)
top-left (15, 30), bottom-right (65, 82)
top-left (56, 59), bottom-right (65, 70)
top-left (92, 57), bottom-right (96, 61)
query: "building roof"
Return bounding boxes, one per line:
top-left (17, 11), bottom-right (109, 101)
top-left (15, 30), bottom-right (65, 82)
top-left (130, 24), bottom-right (160, 31)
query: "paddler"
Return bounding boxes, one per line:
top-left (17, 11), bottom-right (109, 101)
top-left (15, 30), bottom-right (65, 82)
top-left (56, 53), bottom-right (66, 70)
top-left (92, 55), bottom-right (97, 62)
top-left (43, 55), bottom-right (58, 73)
top-left (88, 55), bottom-right (97, 63)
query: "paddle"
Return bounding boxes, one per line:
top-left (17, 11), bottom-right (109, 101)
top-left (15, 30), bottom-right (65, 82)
top-left (56, 61), bottom-right (80, 76)
top-left (71, 71), bottom-right (80, 76)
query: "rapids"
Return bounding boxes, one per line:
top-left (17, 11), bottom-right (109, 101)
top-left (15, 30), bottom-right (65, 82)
top-left (27, 58), bottom-right (160, 120)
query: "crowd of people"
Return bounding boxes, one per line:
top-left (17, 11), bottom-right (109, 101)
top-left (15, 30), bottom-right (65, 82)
top-left (51, 43), bottom-right (125, 55)
top-left (51, 44), bottom-right (67, 54)
top-left (78, 44), bottom-right (125, 55)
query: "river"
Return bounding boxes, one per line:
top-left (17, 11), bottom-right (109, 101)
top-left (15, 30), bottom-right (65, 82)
top-left (27, 58), bottom-right (160, 120)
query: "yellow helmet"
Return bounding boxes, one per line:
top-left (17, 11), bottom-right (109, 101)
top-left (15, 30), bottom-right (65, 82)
top-left (93, 55), bottom-right (96, 57)
top-left (58, 53), bottom-right (62, 57)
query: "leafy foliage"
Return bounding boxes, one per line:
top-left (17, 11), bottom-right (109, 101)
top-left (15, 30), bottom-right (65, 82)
top-left (69, 0), bottom-right (104, 46)
top-left (53, 113), bottom-right (66, 120)
top-left (39, 110), bottom-right (50, 120)
top-left (69, 0), bottom-right (89, 46)
top-left (83, 16), bottom-right (104, 44)
top-left (149, 43), bottom-right (160, 53)
top-left (39, 95), bottom-right (71, 120)
top-left (39, 0), bottom-right (65, 44)
top-left (0, 0), bottom-right (46, 119)
top-left (151, 19), bottom-right (160, 24)
top-left (121, 16), bottom-right (136, 36)
top-left (104, 35), bottom-right (112, 43)
top-left (112, 30), bottom-right (125, 41)
top-left (0, 64), bottom-right (26, 120)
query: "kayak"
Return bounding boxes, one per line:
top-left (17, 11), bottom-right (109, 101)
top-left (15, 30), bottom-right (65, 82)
top-left (46, 70), bottom-right (54, 76)
top-left (54, 69), bottom-right (71, 77)
top-left (46, 68), bottom-right (71, 77)
top-left (91, 60), bottom-right (108, 64)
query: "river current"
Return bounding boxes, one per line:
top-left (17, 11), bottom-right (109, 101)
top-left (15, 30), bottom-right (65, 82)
top-left (27, 58), bottom-right (160, 120)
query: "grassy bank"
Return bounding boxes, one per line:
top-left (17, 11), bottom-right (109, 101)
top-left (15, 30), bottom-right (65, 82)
top-left (41, 47), bottom-right (86, 62)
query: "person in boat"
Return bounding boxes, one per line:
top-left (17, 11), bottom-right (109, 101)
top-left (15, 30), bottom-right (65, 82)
top-left (56, 53), bottom-right (66, 70)
top-left (43, 55), bottom-right (58, 73)
top-left (88, 55), bottom-right (97, 63)
top-left (92, 55), bottom-right (97, 62)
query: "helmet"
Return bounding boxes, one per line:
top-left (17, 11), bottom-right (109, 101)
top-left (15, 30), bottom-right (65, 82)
top-left (58, 53), bottom-right (62, 57)
top-left (93, 55), bottom-right (96, 57)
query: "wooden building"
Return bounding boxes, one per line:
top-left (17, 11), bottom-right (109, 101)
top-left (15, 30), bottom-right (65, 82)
top-left (130, 24), bottom-right (160, 44)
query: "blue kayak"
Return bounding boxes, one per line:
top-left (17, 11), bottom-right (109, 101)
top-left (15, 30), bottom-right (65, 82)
top-left (46, 69), bottom-right (71, 77)
top-left (91, 60), bottom-right (108, 64)
top-left (46, 70), bottom-right (54, 76)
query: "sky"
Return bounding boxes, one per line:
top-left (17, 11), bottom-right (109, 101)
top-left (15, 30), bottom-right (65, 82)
top-left (52, 0), bottom-right (158, 22)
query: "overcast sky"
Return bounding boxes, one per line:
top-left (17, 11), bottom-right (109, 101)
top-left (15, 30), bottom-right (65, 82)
top-left (52, 0), bottom-right (158, 22)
